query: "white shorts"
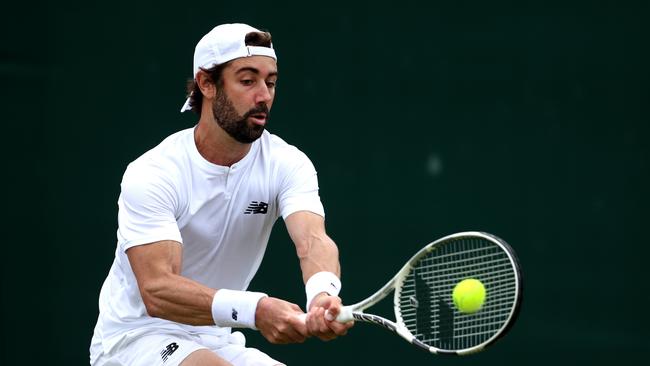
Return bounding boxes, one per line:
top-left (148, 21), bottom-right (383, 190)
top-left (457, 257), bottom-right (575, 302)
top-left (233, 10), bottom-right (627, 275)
top-left (92, 331), bottom-right (283, 366)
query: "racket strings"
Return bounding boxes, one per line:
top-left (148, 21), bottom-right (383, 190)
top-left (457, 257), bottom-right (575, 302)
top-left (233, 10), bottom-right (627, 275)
top-left (398, 237), bottom-right (518, 351)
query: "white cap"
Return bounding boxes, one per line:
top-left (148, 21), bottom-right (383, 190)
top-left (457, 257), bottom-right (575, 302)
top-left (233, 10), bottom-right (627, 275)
top-left (180, 23), bottom-right (277, 112)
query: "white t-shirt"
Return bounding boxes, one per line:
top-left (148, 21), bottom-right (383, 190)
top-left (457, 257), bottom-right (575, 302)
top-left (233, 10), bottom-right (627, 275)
top-left (90, 128), bottom-right (324, 358)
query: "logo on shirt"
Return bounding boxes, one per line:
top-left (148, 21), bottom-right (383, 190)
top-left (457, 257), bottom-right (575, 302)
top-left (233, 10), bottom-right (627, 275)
top-left (232, 308), bottom-right (238, 321)
top-left (244, 201), bottom-right (268, 214)
top-left (161, 342), bottom-right (179, 362)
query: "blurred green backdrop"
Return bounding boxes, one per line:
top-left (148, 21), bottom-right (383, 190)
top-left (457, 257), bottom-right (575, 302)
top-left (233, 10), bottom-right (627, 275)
top-left (3, 0), bottom-right (648, 364)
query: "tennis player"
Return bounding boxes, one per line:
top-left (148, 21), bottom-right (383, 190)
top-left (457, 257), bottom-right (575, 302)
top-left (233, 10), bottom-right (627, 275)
top-left (89, 23), bottom-right (352, 366)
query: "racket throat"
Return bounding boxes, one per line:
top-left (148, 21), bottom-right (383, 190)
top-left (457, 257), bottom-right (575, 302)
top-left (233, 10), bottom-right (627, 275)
top-left (351, 313), bottom-right (397, 333)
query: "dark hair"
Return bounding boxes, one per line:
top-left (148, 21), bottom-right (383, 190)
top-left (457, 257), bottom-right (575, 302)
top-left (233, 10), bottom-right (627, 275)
top-left (185, 31), bottom-right (273, 115)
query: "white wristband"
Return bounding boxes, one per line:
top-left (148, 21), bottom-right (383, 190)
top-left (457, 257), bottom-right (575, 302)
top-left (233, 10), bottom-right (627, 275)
top-left (305, 271), bottom-right (341, 311)
top-left (211, 289), bottom-right (268, 329)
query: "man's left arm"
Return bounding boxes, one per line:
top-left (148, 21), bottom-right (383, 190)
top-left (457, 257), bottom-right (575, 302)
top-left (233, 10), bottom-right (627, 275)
top-left (284, 210), bottom-right (353, 341)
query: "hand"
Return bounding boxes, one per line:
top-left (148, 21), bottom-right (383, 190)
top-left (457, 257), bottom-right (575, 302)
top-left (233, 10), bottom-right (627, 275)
top-left (255, 297), bottom-right (309, 344)
top-left (305, 293), bottom-right (354, 341)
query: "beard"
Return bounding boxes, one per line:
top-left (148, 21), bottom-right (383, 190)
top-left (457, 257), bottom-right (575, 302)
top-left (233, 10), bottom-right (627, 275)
top-left (212, 88), bottom-right (269, 144)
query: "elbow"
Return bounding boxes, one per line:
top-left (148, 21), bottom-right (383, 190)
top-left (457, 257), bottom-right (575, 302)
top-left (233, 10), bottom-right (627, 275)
top-left (143, 298), bottom-right (163, 319)
top-left (139, 283), bottom-right (165, 318)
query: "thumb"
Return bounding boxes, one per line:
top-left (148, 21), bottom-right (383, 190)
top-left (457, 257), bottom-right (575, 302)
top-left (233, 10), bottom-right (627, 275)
top-left (324, 301), bottom-right (341, 321)
top-left (325, 310), bottom-right (335, 321)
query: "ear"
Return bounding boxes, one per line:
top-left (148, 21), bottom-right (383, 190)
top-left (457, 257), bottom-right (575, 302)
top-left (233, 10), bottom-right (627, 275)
top-left (196, 70), bottom-right (216, 100)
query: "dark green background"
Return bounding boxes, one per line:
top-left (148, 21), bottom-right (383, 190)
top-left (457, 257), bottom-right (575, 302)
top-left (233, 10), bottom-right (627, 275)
top-left (3, 0), bottom-right (648, 364)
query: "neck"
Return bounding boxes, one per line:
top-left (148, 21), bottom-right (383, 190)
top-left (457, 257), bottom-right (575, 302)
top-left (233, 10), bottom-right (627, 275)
top-left (194, 116), bottom-right (252, 167)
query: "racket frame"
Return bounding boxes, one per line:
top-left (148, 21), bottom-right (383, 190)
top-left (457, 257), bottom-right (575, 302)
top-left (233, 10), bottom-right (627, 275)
top-left (338, 231), bottom-right (523, 355)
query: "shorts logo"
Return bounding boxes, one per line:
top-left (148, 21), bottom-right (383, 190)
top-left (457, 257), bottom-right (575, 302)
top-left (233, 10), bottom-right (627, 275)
top-left (244, 201), bottom-right (268, 214)
top-left (232, 308), bottom-right (238, 321)
top-left (161, 342), bottom-right (179, 363)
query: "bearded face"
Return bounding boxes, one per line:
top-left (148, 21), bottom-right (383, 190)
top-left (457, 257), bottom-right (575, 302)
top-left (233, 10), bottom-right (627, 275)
top-left (212, 87), bottom-right (269, 144)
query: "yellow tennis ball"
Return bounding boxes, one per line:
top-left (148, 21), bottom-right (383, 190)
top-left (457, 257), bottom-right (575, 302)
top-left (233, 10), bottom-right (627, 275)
top-left (452, 278), bottom-right (486, 314)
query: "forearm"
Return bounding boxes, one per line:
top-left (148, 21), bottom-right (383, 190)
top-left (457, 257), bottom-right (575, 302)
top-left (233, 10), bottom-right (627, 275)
top-left (285, 212), bottom-right (352, 340)
top-left (139, 272), bottom-right (216, 325)
top-left (297, 232), bottom-right (340, 283)
top-left (285, 211), bottom-right (343, 313)
top-left (128, 241), bottom-right (266, 329)
top-left (285, 211), bottom-right (341, 282)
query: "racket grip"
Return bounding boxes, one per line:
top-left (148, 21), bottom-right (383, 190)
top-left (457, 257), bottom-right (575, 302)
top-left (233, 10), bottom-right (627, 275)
top-left (335, 306), bottom-right (354, 322)
top-left (296, 306), bottom-right (354, 324)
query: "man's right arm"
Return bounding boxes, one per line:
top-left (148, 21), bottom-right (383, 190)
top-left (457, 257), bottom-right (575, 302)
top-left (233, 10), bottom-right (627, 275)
top-left (127, 240), bottom-right (216, 325)
top-left (127, 240), bottom-right (309, 343)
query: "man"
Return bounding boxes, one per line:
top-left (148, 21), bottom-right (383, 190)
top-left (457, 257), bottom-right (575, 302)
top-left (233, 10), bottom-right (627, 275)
top-left (90, 23), bottom-right (352, 366)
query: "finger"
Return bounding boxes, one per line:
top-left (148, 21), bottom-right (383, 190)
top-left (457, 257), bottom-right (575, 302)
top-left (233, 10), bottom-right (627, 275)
top-left (325, 321), bottom-right (346, 336)
top-left (290, 312), bottom-right (310, 338)
top-left (324, 309), bottom-right (336, 321)
top-left (307, 308), bottom-right (334, 340)
top-left (287, 328), bottom-right (307, 343)
top-left (325, 315), bottom-right (354, 336)
top-left (311, 308), bottom-right (327, 331)
top-left (266, 330), bottom-right (290, 345)
top-left (322, 296), bottom-right (342, 319)
top-left (277, 325), bottom-right (307, 344)
top-left (319, 309), bottom-right (340, 340)
top-left (305, 308), bottom-right (320, 333)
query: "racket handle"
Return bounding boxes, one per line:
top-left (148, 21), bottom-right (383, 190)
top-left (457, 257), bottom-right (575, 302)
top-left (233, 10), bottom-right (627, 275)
top-left (336, 306), bottom-right (354, 322)
top-left (296, 306), bottom-right (354, 324)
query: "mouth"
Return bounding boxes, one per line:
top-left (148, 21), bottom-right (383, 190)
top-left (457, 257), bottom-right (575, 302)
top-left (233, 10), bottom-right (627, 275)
top-left (248, 112), bottom-right (267, 126)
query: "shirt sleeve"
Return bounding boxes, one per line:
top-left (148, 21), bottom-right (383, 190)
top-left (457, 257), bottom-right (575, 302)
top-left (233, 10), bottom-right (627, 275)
top-left (116, 163), bottom-right (183, 252)
top-left (277, 149), bottom-right (325, 220)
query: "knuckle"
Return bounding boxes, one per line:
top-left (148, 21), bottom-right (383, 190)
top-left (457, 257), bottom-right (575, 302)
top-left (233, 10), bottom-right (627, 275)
top-left (322, 334), bottom-right (335, 342)
top-left (272, 330), bottom-right (281, 340)
top-left (297, 336), bottom-right (306, 343)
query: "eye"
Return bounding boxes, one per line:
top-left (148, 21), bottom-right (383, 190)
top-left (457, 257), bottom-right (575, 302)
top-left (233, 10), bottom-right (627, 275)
top-left (266, 80), bottom-right (277, 89)
top-left (241, 79), bottom-right (254, 86)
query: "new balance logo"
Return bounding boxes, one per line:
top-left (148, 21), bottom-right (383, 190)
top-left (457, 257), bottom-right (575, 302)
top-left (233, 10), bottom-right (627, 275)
top-left (160, 342), bottom-right (179, 363)
top-left (244, 201), bottom-right (268, 214)
top-left (232, 308), bottom-right (238, 321)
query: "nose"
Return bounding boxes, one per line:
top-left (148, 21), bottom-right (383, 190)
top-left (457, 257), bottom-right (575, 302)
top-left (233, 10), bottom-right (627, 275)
top-left (255, 83), bottom-right (273, 105)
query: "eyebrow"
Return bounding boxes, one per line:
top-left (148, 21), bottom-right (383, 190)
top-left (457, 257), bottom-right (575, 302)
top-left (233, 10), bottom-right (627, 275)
top-left (235, 67), bottom-right (278, 78)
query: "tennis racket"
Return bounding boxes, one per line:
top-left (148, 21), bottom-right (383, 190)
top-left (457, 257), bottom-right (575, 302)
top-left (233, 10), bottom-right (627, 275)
top-left (329, 231), bottom-right (522, 355)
